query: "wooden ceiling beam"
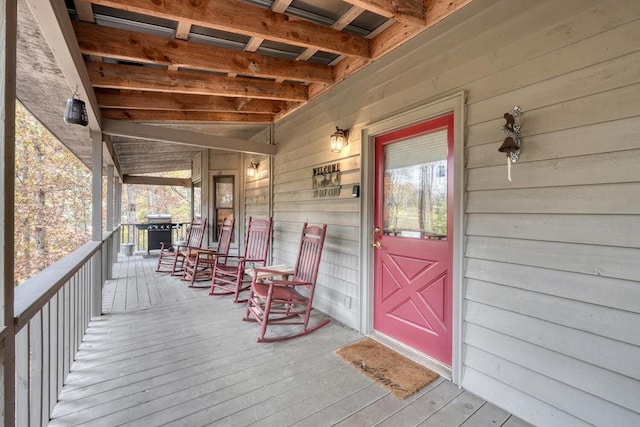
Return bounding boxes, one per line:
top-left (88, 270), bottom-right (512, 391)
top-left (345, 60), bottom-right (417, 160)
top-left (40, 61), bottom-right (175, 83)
top-left (120, 163), bottom-right (193, 174)
top-left (86, 0), bottom-right (370, 58)
top-left (115, 150), bottom-right (199, 158)
top-left (101, 109), bottom-right (275, 123)
top-left (102, 119), bottom-right (277, 155)
top-left (283, 0), bottom-right (472, 118)
top-left (297, 5), bottom-right (365, 61)
top-left (86, 62), bottom-right (308, 102)
top-left (244, 0), bottom-right (294, 55)
top-left (370, 0), bottom-right (473, 59)
top-left (96, 89), bottom-right (288, 114)
top-left (174, 21), bottom-right (191, 40)
top-left (123, 175), bottom-right (191, 187)
top-left (342, 0), bottom-right (426, 26)
top-left (73, 0), bottom-right (95, 22)
top-left (73, 21), bottom-right (334, 84)
top-left (73, 0), bottom-right (103, 62)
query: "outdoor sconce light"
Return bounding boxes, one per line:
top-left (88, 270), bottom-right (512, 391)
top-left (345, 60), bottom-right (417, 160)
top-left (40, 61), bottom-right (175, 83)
top-left (63, 90), bottom-right (89, 126)
top-left (330, 127), bottom-right (349, 153)
top-left (247, 161), bottom-right (259, 177)
top-left (498, 106), bottom-right (523, 181)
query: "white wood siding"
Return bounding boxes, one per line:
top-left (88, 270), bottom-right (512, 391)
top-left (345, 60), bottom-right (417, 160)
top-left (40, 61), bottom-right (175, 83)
top-left (269, 0), bottom-right (640, 425)
top-left (244, 128), bottom-right (272, 255)
top-left (244, 158), bottom-right (270, 217)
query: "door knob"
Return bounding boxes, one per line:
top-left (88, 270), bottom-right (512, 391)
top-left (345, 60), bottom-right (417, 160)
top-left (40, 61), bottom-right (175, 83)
top-left (372, 241), bottom-right (381, 249)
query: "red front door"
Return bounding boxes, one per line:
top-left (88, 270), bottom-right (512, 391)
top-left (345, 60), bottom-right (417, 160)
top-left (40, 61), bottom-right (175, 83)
top-left (373, 114), bottom-right (454, 366)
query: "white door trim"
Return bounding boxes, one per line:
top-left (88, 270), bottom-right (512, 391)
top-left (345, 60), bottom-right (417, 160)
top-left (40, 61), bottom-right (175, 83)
top-left (359, 91), bottom-right (466, 384)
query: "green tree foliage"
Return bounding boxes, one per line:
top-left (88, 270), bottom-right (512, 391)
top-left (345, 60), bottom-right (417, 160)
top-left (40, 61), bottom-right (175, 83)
top-left (15, 101), bottom-right (92, 285)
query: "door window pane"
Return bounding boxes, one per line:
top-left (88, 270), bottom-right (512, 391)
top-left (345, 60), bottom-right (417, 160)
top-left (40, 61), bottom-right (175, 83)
top-left (383, 129), bottom-right (447, 240)
top-left (213, 176), bottom-right (234, 242)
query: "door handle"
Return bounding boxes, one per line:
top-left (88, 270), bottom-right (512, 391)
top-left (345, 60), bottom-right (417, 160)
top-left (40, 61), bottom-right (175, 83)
top-left (372, 241), bottom-right (381, 249)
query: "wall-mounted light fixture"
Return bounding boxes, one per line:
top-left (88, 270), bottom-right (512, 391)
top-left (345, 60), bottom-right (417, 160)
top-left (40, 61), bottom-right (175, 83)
top-left (498, 106), bottom-right (523, 181)
top-left (247, 161), bottom-right (259, 177)
top-left (330, 127), bottom-right (349, 153)
top-left (63, 89), bottom-right (89, 126)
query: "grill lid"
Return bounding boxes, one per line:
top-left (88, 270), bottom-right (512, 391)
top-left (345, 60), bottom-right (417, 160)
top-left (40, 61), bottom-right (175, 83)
top-left (146, 214), bottom-right (172, 223)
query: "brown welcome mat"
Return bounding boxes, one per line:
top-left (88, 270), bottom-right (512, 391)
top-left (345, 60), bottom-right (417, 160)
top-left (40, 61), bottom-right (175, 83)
top-left (334, 337), bottom-right (439, 399)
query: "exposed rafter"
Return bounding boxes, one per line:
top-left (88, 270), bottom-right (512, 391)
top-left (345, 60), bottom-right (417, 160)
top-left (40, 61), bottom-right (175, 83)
top-left (86, 62), bottom-right (308, 102)
top-left (101, 109), bottom-right (275, 123)
top-left (73, 21), bottom-right (334, 84)
top-left (342, 0), bottom-right (426, 26)
top-left (86, 0), bottom-right (371, 58)
top-left (122, 175), bottom-right (191, 186)
top-left (63, 0), bottom-right (472, 131)
top-left (96, 89), bottom-right (288, 114)
top-left (282, 0), bottom-right (473, 118)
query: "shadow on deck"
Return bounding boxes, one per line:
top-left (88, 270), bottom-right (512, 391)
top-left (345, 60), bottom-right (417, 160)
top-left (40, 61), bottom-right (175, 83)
top-left (49, 254), bottom-right (530, 426)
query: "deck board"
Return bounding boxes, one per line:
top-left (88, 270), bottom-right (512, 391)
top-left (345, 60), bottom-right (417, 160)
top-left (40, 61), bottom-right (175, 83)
top-left (49, 254), bottom-right (532, 426)
top-left (459, 401), bottom-right (511, 426)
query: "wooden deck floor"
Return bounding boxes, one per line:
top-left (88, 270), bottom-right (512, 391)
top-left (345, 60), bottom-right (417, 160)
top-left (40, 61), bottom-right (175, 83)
top-left (50, 254), bottom-right (531, 426)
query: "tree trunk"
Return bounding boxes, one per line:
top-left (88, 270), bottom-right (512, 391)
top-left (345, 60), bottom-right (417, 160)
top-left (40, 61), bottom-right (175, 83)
top-left (34, 140), bottom-right (47, 267)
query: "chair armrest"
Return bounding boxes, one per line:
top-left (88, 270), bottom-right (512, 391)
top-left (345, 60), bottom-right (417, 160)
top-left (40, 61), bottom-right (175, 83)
top-left (175, 244), bottom-right (190, 253)
top-left (190, 247), bottom-right (216, 254)
top-left (187, 247), bottom-right (217, 259)
top-left (265, 278), bottom-right (310, 287)
top-left (248, 266), bottom-right (294, 277)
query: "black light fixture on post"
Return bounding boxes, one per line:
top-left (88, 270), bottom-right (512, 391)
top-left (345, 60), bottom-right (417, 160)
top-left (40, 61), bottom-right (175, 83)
top-left (63, 89), bottom-right (89, 126)
top-left (330, 127), bottom-right (349, 153)
top-left (247, 161), bottom-right (259, 177)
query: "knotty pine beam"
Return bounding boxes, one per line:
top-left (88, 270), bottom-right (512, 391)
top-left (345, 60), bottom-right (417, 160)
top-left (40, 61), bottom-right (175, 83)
top-left (370, 0), bottom-right (473, 59)
top-left (244, 0), bottom-right (294, 57)
top-left (86, 0), bottom-right (370, 58)
top-left (174, 21), bottom-right (191, 40)
top-left (297, 5), bottom-right (365, 61)
top-left (73, 21), bottom-right (334, 84)
top-left (283, 0), bottom-right (473, 118)
top-left (96, 89), bottom-right (288, 114)
top-left (342, 0), bottom-right (426, 26)
top-left (122, 175), bottom-right (191, 187)
top-left (101, 109), bottom-right (274, 123)
top-left (86, 62), bottom-right (308, 102)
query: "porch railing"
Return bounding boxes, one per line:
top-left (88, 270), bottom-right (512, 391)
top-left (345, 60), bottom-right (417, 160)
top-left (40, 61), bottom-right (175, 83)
top-left (12, 229), bottom-right (118, 425)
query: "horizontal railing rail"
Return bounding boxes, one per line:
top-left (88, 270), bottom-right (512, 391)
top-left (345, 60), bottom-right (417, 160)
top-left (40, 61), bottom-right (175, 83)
top-left (13, 229), bottom-right (118, 426)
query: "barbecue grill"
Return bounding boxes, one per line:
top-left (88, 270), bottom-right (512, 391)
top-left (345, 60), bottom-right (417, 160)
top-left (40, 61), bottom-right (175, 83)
top-left (135, 214), bottom-right (181, 253)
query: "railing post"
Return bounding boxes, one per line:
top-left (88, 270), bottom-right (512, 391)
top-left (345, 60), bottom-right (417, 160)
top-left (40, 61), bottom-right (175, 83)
top-left (114, 179), bottom-right (122, 259)
top-left (90, 130), bottom-right (103, 317)
top-left (1, 1), bottom-right (17, 425)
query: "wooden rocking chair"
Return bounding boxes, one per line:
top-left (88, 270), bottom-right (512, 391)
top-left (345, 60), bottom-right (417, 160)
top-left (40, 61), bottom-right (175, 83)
top-left (209, 217), bottom-right (272, 302)
top-left (156, 218), bottom-right (207, 275)
top-left (183, 218), bottom-right (234, 287)
top-left (243, 223), bottom-right (329, 343)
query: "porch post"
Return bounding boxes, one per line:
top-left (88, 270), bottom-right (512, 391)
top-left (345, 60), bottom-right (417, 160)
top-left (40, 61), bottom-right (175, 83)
top-left (114, 177), bottom-right (122, 260)
top-left (1, 1), bottom-right (17, 425)
top-left (106, 165), bottom-right (114, 279)
top-left (90, 130), bottom-right (103, 317)
top-left (107, 165), bottom-right (114, 231)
